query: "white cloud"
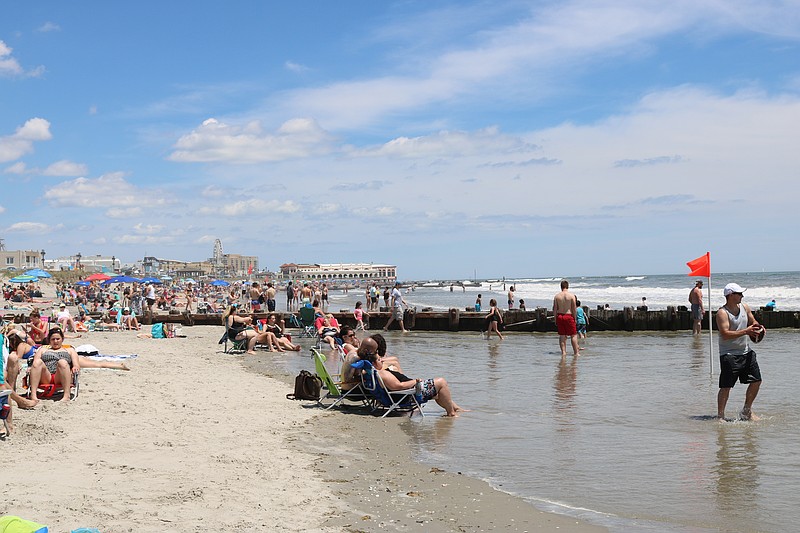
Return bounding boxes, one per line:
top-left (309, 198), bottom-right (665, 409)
top-left (117, 235), bottom-right (175, 245)
top-left (0, 41), bottom-right (44, 78)
top-left (0, 41), bottom-right (22, 76)
top-left (37, 22), bottom-right (61, 32)
top-left (6, 221), bottom-right (54, 234)
top-left (0, 205), bottom-right (5, 214)
top-left (133, 223), bottom-right (164, 235)
top-left (0, 118), bottom-right (52, 163)
top-left (353, 127), bottom-right (538, 159)
top-left (285, 61), bottom-right (310, 73)
top-left (4, 161), bottom-right (27, 174)
top-left (269, 1), bottom-right (800, 130)
top-left (168, 117), bottom-right (337, 163)
top-left (198, 198), bottom-right (301, 216)
top-left (106, 207), bottom-right (143, 219)
top-left (201, 185), bottom-right (224, 197)
top-left (42, 160), bottom-right (88, 176)
top-left (44, 172), bottom-right (160, 208)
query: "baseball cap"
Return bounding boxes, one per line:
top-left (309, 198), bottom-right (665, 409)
top-left (723, 283), bottom-right (746, 296)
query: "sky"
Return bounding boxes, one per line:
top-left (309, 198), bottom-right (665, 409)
top-left (1, 1), bottom-right (799, 280)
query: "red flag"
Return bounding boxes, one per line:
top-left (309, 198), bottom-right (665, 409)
top-left (247, 264), bottom-right (253, 274)
top-left (686, 252), bottom-right (710, 277)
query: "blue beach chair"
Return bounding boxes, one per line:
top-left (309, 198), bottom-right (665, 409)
top-left (351, 359), bottom-right (425, 418)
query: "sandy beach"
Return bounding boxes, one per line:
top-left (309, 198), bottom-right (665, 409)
top-left (1, 307), bottom-right (604, 532)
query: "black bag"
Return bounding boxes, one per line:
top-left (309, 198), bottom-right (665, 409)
top-left (286, 370), bottom-right (322, 401)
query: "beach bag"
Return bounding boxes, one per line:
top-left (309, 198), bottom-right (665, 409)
top-left (151, 323), bottom-right (165, 339)
top-left (286, 370), bottom-right (322, 401)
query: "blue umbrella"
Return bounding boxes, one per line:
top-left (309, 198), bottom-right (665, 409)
top-left (210, 279), bottom-right (230, 287)
top-left (25, 268), bottom-right (52, 278)
top-left (75, 280), bottom-right (91, 287)
top-left (9, 275), bottom-right (39, 283)
top-left (102, 275), bottom-right (141, 286)
top-left (139, 277), bottom-right (162, 284)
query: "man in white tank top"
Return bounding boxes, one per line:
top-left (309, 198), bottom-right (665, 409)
top-left (715, 283), bottom-right (763, 421)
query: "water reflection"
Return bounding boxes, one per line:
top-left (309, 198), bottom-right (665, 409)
top-left (714, 425), bottom-right (761, 521)
top-left (690, 335), bottom-right (710, 373)
top-left (553, 356), bottom-right (577, 432)
top-left (486, 341), bottom-right (501, 385)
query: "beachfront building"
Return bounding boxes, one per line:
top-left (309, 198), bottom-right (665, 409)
top-left (278, 263), bottom-right (397, 284)
top-left (0, 248), bottom-right (45, 271)
top-left (221, 253), bottom-right (259, 277)
top-left (39, 254), bottom-right (118, 272)
top-left (142, 257), bottom-right (216, 278)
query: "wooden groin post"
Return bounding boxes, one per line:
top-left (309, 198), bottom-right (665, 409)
top-left (448, 308), bottom-right (460, 331)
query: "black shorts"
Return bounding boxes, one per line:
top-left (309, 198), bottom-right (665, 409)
top-left (719, 350), bottom-right (762, 388)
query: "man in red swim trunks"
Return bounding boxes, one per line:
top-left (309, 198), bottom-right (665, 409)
top-left (553, 279), bottom-right (580, 357)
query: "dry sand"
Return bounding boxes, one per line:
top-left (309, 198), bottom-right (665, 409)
top-left (2, 320), bottom-right (605, 532)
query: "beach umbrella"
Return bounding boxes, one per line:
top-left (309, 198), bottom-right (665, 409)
top-left (101, 275), bottom-right (140, 286)
top-left (210, 279), bottom-right (230, 287)
top-left (183, 278), bottom-right (196, 284)
top-left (86, 273), bottom-right (111, 282)
top-left (9, 275), bottom-right (39, 283)
top-left (25, 269), bottom-right (52, 278)
top-left (160, 275), bottom-right (173, 280)
top-left (139, 276), bottom-right (162, 284)
top-left (75, 280), bottom-right (91, 287)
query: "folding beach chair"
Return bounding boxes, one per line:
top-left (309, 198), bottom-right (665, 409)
top-left (311, 348), bottom-right (369, 410)
top-left (297, 306), bottom-right (317, 338)
top-left (219, 322), bottom-right (247, 354)
top-left (351, 360), bottom-right (425, 418)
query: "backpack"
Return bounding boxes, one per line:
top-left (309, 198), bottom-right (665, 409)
top-left (286, 370), bottom-right (322, 401)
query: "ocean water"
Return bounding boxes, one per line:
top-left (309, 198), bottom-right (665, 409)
top-left (273, 271), bottom-right (800, 532)
top-left (326, 271), bottom-right (800, 312)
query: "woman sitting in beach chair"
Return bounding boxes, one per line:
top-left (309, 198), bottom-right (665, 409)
top-left (317, 316), bottom-right (340, 350)
top-left (222, 304), bottom-right (279, 354)
top-left (119, 307), bottom-right (140, 330)
top-left (28, 328), bottom-right (80, 404)
top-left (263, 313), bottom-right (302, 351)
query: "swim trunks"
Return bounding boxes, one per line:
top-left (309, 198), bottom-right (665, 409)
top-left (691, 303), bottom-right (703, 320)
top-left (392, 307), bottom-right (404, 321)
top-left (417, 378), bottom-right (437, 402)
top-left (556, 313), bottom-right (577, 336)
top-left (719, 350), bottom-right (761, 388)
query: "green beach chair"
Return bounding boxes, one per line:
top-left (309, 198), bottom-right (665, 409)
top-left (311, 348), bottom-right (368, 410)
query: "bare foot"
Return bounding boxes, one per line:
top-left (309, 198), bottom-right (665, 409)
top-left (245, 350), bottom-right (257, 355)
top-left (16, 397), bottom-right (38, 409)
top-left (120, 363), bottom-right (131, 371)
top-left (293, 346), bottom-right (302, 351)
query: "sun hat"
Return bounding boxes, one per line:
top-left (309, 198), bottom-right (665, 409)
top-left (723, 283), bottom-right (747, 296)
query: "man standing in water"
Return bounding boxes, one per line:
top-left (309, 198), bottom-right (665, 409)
top-left (689, 280), bottom-right (705, 335)
top-left (553, 280), bottom-right (580, 357)
top-left (716, 283), bottom-right (763, 421)
top-left (384, 282), bottom-right (408, 332)
top-left (507, 286), bottom-right (515, 310)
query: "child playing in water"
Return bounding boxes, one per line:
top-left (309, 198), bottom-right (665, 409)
top-left (354, 301), bottom-right (366, 331)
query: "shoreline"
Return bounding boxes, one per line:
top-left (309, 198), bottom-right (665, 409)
top-left (2, 324), bottom-right (604, 532)
top-left (243, 348), bottom-right (605, 532)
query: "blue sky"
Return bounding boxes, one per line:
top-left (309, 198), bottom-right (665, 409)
top-left (1, 1), bottom-right (798, 280)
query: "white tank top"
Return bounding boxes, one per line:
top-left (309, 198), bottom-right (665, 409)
top-left (718, 304), bottom-right (749, 356)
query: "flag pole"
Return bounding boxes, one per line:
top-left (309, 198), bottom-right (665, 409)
top-left (707, 271), bottom-right (713, 376)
